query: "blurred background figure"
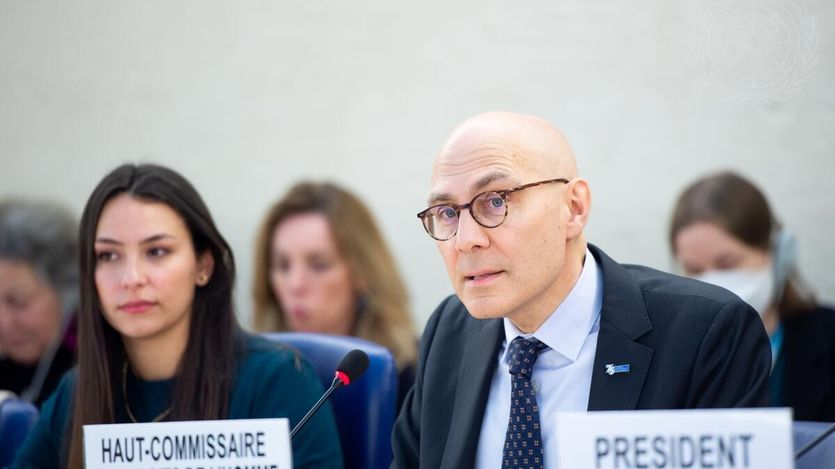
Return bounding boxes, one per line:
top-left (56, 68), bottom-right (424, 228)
top-left (670, 171), bottom-right (835, 421)
top-left (0, 199), bottom-right (78, 406)
top-left (253, 181), bottom-right (417, 406)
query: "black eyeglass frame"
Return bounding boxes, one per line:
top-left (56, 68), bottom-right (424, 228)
top-left (416, 177), bottom-right (570, 241)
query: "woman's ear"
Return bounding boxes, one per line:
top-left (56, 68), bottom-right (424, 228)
top-left (196, 250), bottom-right (215, 286)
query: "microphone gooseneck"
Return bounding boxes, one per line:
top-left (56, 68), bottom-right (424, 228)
top-left (290, 349), bottom-right (370, 440)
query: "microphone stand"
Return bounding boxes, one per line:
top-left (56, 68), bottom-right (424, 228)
top-left (290, 377), bottom-right (342, 439)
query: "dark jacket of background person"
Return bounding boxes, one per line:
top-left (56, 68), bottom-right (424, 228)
top-left (0, 317), bottom-right (76, 406)
top-left (778, 305), bottom-right (835, 421)
top-left (391, 245), bottom-right (771, 469)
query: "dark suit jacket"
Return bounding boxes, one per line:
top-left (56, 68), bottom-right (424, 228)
top-left (391, 245), bottom-right (771, 468)
top-left (781, 305), bottom-right (835, 421)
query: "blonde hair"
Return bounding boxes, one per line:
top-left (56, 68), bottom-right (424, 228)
top-left (252, 182), bottom-right (417, 369)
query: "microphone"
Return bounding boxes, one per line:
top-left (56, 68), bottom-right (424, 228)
top-left (290, 349), bottom-right (369, 440)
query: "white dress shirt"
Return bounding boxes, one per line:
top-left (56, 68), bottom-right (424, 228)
top-left (475, 248), bottom-right (603, 468)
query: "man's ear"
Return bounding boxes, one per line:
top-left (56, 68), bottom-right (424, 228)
top-left (565, 178), bottom-right (591, 240)
top-left (196, 250), bottom-right (216, 286)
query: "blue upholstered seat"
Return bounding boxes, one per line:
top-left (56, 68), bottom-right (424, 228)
top-left (264, 332), bottom-right (398, 469)
top-left (0, 397), bottom-right (39, 467)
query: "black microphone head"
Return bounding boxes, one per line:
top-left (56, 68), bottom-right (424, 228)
top-left (334, 349), bottom-right (369, 386)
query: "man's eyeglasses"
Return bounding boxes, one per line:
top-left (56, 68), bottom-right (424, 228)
top-left (416, 178), bottom-right (569, 241)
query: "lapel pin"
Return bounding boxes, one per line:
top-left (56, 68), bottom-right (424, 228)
top-left (605, 363), bottom-right (631, 376)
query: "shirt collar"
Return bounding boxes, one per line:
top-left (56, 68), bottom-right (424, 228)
top-left (502, 247), bottom-right (603, 363)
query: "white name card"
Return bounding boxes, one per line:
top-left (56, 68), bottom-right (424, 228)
top-left (554, 408), bottom-right (792, 469)
top-left (83, 418), bottom-right (292, 469)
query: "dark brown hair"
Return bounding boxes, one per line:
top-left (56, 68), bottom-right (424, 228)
top-left (67, 164), bottom-right (239, 467)
top-left (670, 171), bottom-right (773, 252)
top-left (252, 181), bottom-right (416, 369)
top-left (670, 171), bottom-right (815, 316)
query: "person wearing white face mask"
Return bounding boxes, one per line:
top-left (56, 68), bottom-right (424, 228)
top-left (670, 171), bottom-right (835, 422)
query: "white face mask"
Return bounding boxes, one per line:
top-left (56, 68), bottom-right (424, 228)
top-left (695, 263), bottom-right (775, 317)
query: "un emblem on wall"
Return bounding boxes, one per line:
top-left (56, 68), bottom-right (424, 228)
top-left (690, 0), bottom-right (818, 103)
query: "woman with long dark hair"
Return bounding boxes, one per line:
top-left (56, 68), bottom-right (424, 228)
top-left (13, 164), bottom-right (342, 468)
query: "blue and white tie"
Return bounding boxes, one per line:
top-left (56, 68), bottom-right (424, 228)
top-left (502, 336), bottom-right (549, 469)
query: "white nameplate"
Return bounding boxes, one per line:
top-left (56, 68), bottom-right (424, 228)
top-left (83, 418), bottom-right (292, 469)
top-left (554, 408), bottom-right (792, 469)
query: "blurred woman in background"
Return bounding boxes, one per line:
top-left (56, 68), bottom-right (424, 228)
top-left (0, 199), bottom-right (78, 406)
top-left (14, 164), bottom-right (341, 468)
top-left (670, 171), bottom-right (835, 421)
top-left (253, 181), bottom-right (417, 407)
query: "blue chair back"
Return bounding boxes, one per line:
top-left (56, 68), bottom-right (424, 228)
top-left (793, 420), bottom-right (835, 469)
top-left (264, 332), bottom-right (398, 469)
top-left (0, 397), bottom-right (39, 467)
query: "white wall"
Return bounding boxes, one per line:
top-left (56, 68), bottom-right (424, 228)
top-left (1, 0), bottom-right (833, 330)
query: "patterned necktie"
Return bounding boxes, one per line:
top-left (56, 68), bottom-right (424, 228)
top-left (502, 336), bottom-right (549, 469)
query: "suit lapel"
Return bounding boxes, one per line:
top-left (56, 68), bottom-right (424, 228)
top-left (588, 322), bottom-right (654, 410)
top-left (587, 245), bottom-right (654, 411)
top-left (441, 318), bottom-right (503, 469)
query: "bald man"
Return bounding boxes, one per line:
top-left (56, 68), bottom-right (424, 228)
top-left (392, 113), bottom-right (770, 469)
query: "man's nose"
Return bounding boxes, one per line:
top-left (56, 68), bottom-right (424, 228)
top-left (454, 209), bottom-right (489, 252)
